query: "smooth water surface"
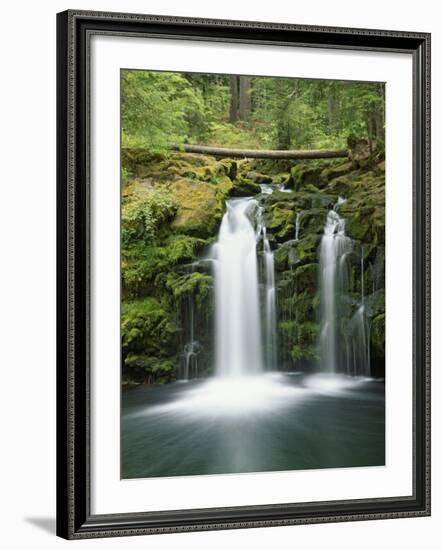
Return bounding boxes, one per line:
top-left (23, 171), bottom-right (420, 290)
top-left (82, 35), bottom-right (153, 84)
top-left (122, 373), bottom-right (385, 479)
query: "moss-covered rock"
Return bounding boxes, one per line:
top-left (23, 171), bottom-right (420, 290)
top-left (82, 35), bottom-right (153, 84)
top-left (320, 161), bottom-right (353, 182)
top-left (288, 158), bottom-right (345, 190)
top-left (122, 184), bottom-right (178, 243)
top-left (292, 263), bottom-right (318, 294)
top-left (123, 355), bottom-right (177, 384)
top-left (167, 177), bottom-right (227, 237)
top-left (290, 164), bottom-right (323, 190)
top-left (122, 235), bottom-right (207, 297)
top-left (371, 313), bottom-right (385, 357)
top-left (166, 271), bottom-right (213, 306)
top-left (229, 176), bottom-right (261, 197)
top-left (290, 344), bottom-right (319, 363)
top-left (122, 297), bottom-right (178, 383)
top-left (246, 171), bottom-right (273, 184)
top-left (264, 205), bottom-right (295, 240)
top-left (265, 154), bottom-right (385, 372)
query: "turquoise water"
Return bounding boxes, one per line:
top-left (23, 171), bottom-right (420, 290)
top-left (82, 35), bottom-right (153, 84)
top-left (121, 373), bottom-right (385, 479)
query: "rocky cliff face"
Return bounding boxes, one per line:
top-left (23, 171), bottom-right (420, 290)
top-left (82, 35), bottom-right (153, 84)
top-left (121, 146), bottom-right (385, 384)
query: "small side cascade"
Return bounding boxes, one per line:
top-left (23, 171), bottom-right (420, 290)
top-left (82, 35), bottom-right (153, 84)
top-left (347, 245), bottom-right (371, 377)
top-left (319, 198), bottom-right (353, 374)
top-left (347, 305), bottom-right (371, 377)
top-left (257, 186), bottom-right (278, 370)
top-left (319, 197), bottom-right (373, 377)
top-left (180, 340), bottom-right (202, 380)
top-left (177, 262), bottom-right (212, 381)
top-left (295, 211), bottom-right (303, 241)
top-left (177, 266), bottom-right (202, 380)
top-left (262, 225), bottom-right (277, 370)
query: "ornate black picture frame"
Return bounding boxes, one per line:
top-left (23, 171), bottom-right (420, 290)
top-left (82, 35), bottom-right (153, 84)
top-left (56, 9), bottom-right (430, 540)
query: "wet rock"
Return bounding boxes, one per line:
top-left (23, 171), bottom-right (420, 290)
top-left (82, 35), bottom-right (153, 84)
top-left (246, 170), bottom-right (273, 184)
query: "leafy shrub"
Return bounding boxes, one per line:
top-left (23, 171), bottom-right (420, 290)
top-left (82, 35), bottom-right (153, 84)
top-left (122, 187), bottom-right (177, 245)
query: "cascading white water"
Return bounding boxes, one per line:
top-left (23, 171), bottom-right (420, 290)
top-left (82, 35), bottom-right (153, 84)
top-left (319, 201), bottom-right (353, 373)
top-left (295, 211), bottom-right (303, 241)
top-left (256, 187), bottom-right (277, 371)
top-left (348, 305), bottom-right (371, 377)
top-left (212, 199), bottom-right (264, 377)
top-left (347, 245), bottom-right (371, 376)
top-left (262, 226), bottom-right (277, 370)
top-left (319, 199), bottom-right (373, 377)
top-left (181, 292), bottom-right (198, 379)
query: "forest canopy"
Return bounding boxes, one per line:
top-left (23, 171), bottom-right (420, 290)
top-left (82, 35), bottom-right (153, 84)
top-left (121, 70), bottom-right (385, 152)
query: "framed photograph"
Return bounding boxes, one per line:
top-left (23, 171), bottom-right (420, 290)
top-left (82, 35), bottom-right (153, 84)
top-left (56, 10), bottom-right (431, 539)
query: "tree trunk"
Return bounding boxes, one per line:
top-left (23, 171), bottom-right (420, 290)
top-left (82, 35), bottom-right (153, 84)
top-left (238, 76), bottom-right (252, 120)
top-left (375, 83), bottom-right (385, 142)
top-left (327, 84), bottom-right (337, 133)
top-left (169, 143), bottom-right (348, 160)
top-left (229, 75), bottom-right (239, 123)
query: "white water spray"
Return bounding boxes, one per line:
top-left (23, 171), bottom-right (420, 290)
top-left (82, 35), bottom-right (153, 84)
top-left (262, 225), bottom-right (277, 370)
top-left (319, 200), bottom-right (353, 373)
top-left (212, 199), bottom-right (264, 377)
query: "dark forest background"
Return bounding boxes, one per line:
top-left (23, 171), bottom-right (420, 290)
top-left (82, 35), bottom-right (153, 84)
top-left (122, 71), bottom-right (385, 153)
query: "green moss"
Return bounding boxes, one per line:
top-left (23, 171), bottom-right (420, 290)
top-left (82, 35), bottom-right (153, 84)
top-left (264, 205), bottom-right (295, 240)
top-left (124, 354), bottom-right (177, 384)
top-left (229, 176), bottom-right (261, 197)
top-left (289, 158), bottom-right (344, 190)
top-left (298, 209), bottom-right (327, 236)
top-left (290, 345), bottom-right (319, 362)
top-left (168, 177), bottom-right (227, 237)
top-left (295, 234), bottom-right (321, 264)
top-left (122, 297), bottom-right (176, 351)
top-left (121, 297), bottom-right (178, 383)
top-left (371, 313), bottom-right (385, 357)
top-left (274, 245), bottom-right (292, 271)
top-left (122, 235), bottom-right (207, 296)
top-left (292, 263), bottom-right (318, 294)
top-left (327, 175), bottom-right (355, 196)
top-left (166, 271), bottom-right (213, 306)
top-left (245, 171), bottom-right (273, 184)
top-left (320, 161), bottom-right (353, 182)
top-left (297, 322), bottom-right (320, 345)
top-left (122, 185), bottom-right (177, 244)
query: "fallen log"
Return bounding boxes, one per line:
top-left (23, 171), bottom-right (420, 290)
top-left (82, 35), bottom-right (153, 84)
top-left (170, 143), bottom-right (348, 160)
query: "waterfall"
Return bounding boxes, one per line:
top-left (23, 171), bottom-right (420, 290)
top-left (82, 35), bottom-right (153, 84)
top-left (262, 226), bottom-right (277, 370)
top-left (212, 199), bottom-right (264, 377)
top-left (319, 199), bottom-right (373, 377)
top-left (347, 245), bottom-right (371, 377)
top-left (348, 305), bottom-right (371, 377)
top-left (179, 291), bottom-right (198, 380)
top-left (361, 245), bottom-right (365, 302)
top-left (295, 211), bottom-right (303, 241)
top-left (319, 202), bottom-right (353, 373)
top-left (178, 264), bottom-right (202, 381)
top-left (181, 340), bottom-right (201, 380)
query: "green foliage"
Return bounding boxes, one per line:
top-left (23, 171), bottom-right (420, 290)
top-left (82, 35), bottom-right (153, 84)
top-left (122, 70), bottom-right (385, 152)
top-left (207, 121), bottom-right (263, 148)
top-left (121, 297), bottom-right (178, 383)
top-left (371, 314), bottom-right (385, 357)
top-left (166, 271), bottom-right (213, 306)
top-left (122, 235), bottom-right (206, 295)
top-left (122, 70), bottom-right (209, 150)
top-left (290, 345), bottom-right (319, 362)
top-left (251, 78), bottom-right (385, 149)
top-left (122, 186), bottom-right (177, 244)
